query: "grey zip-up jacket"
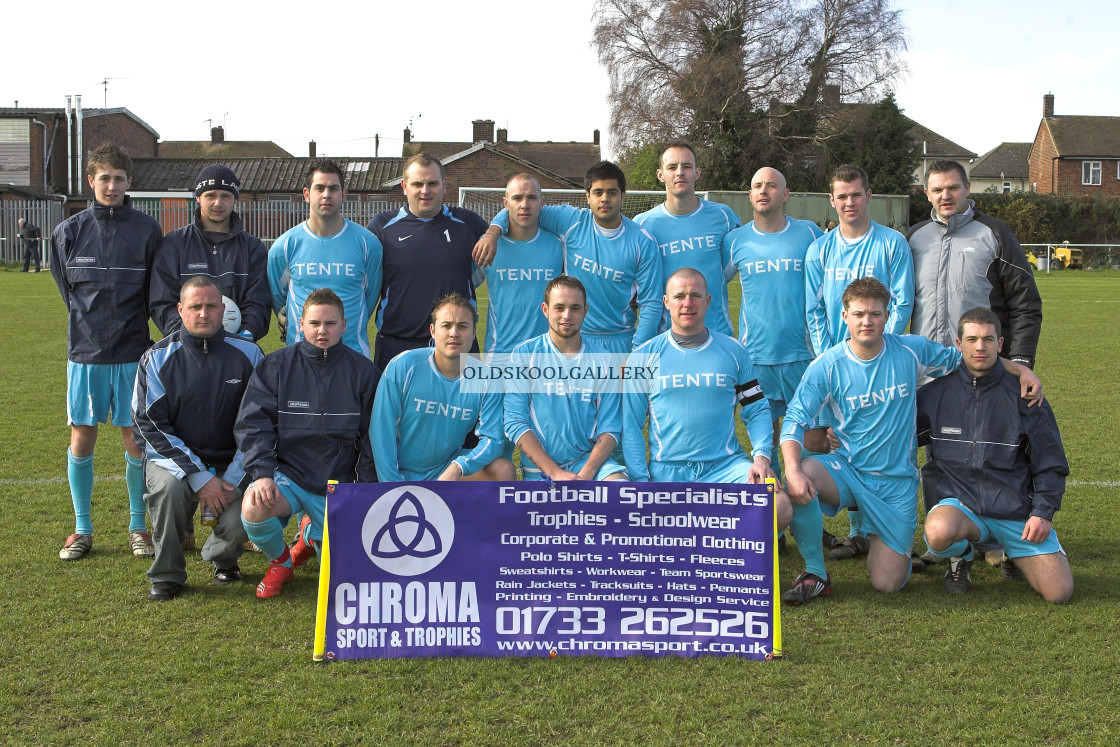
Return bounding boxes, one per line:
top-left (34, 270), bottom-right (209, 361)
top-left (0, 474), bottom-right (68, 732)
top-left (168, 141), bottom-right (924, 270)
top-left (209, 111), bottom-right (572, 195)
top-left (907, 203), bottom-right (1041, 368)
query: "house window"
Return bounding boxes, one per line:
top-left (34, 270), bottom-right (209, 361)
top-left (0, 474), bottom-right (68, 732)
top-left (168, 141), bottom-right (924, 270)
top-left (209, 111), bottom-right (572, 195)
top-left (268, 194), bottom-right (291, 202)
top-left (1082, 161), bottom-right (1101, 185)
top-left (1003, 181), bottom-right (1012, 194)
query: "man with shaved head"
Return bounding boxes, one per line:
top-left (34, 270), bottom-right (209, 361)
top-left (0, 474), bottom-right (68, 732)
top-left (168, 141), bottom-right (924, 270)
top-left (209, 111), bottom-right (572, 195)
top-left (475, 173), bottom-right (565, 354)
top-left (624, 268), bottom-right (792, 533)
top-left (724, 167), bottom-right (832, 604)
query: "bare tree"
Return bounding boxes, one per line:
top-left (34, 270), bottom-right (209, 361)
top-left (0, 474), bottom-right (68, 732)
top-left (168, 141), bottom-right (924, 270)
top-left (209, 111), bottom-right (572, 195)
top-left (593, 0), bottom-right (909, 188)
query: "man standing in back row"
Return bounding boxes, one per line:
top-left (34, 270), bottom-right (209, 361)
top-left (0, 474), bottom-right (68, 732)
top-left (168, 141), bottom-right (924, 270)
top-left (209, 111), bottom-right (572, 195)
top-left (367, 153), bottom-right (493, 369)
top-left (634, 141), bottom-right (740, 335)
top-left (479, 160), bottom-right (663, 354)
top-left (907, 160), bottom-right (1043, 569)
top-left (269, 159), bottom-right (383, 357)
top-left (51, 144), bottom-right (163, 561)
top-left (151, 164), bottom-right (271, 343)
top-left (803, 164), bottom-right (915, 561)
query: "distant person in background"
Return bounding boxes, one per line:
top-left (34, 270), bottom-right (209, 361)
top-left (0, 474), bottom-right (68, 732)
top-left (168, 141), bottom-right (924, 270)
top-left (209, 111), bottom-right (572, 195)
top-left (151, 164), bottom-right (271, 343)
top-left (18, 217), bottom-right (42, 272)
top-left (50, 144), bottom-right (162, 562)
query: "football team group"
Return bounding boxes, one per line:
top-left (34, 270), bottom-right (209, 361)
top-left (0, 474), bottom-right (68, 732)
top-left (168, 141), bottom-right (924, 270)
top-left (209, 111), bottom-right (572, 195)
top-left (46, 140), bottom-right (1072, 606)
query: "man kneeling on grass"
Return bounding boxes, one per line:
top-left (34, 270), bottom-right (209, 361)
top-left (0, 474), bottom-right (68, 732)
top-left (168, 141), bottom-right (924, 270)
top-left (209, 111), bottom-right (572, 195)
top-left (781, 279), bottom-right (1042, 596)
top-left (918, 307), bottom-right (1072, 603)
top-left (237, 288), bottom-right (380, 599)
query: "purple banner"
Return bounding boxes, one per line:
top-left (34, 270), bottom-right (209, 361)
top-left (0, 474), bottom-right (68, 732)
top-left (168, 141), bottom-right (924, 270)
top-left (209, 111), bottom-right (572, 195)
top-left (314, 481), bottom-right (781, 661)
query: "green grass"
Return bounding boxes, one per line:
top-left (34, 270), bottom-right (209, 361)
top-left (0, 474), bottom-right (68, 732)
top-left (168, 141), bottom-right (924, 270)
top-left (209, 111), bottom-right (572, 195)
top-left (1, 268), bottom-right (1118, 745)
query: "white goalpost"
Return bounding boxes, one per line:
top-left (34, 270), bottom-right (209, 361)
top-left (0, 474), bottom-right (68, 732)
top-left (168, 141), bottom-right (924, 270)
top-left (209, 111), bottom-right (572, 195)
top-left (458, 188), bottom-right (709, 221)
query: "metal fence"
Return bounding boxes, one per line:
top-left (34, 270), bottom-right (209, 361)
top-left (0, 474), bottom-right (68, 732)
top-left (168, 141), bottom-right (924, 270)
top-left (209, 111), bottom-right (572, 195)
top-left (1, 197), bottom-right (409, 266)
top-left (0, 199), bottom-right (65, 265)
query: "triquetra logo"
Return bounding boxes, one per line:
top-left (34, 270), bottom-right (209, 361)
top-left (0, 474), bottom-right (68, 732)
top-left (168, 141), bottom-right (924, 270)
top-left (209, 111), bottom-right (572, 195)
top-left (361, 486), bottom-right (455, 576)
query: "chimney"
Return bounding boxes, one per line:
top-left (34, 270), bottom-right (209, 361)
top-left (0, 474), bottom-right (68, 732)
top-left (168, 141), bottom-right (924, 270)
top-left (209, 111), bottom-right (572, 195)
top-left (472, 119), bottom-right (495, 144)
top-left (593, 129), bottom-right (600, 146)
top-left (1043, 93), bottom-right (1055, 118)
top-left (211, 126), bottom-right (225, 144)
top-left (497, 128), bottom-right (508, 144)
top-left (309, 140), bottom-right (316, 158)
top-left (823, 84), bottom-right (841, 107)
top-left (403, 127), bottom-right (411, 144)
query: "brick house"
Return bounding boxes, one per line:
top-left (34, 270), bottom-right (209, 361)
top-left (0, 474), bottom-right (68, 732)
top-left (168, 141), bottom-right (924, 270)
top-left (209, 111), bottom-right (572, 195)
top-left (969, 142), bottom-right (1031, 194)
top-left (1029, 93), bottom-right (1120, 197)
top-left (1, 103), bottom-right (158, 208)
top-left (401, 118), bottom-right (600, 194)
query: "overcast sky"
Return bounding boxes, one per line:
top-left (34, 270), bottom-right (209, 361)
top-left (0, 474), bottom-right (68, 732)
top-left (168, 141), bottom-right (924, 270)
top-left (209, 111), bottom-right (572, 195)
top-left (6, 1), bottom-right (1119, 162)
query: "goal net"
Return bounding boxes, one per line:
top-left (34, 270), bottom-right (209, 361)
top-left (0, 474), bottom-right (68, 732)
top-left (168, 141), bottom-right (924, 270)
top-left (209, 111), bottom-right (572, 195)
top-left (458, 188), bottom-right (709, 222)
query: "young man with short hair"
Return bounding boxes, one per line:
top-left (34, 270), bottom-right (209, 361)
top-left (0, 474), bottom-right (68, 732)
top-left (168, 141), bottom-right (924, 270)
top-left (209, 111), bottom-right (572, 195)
top-left (479, 160), bottom-right (663, 354)
top-left (918, 307), bottom-right (1071, 602)
top-left (505, 276), bottom-right (627, 481)
top-left (151, 164), bottom-right (271, 342)
top-left (803, 164), bottom-right (915, 560)
top-left (908, 160), bottom-right (1043, 567)
top-left (238, 288), bottom-right (380, 598)
top-left (50, 144), bottom-right (163, 561)
top-left (373, 294), bottom-right (514, 482)
top-left (268, 159), bottom-right (383, 357)
top-left (781, 279), bottom-right (1041, 596)
top-left (634, 141), bottom-right (741, 335)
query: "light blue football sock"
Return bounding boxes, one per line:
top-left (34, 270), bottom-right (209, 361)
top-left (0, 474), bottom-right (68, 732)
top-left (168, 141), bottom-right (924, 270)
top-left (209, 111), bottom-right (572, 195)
top-left (125, 453), bottom-right (146, 532)
top-left (67, 449), bottom-right (95, 535)
top-left (847, 508), bottom-right (865, 539)
top-left (789, 498), bottom-right (828, 579)
top-left (925, 536), bottom-right (973, 561)
top-left (243, 517), bottom-right (290, 565)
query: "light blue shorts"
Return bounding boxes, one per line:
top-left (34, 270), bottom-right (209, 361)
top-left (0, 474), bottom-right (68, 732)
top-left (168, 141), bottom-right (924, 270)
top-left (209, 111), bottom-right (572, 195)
top-left (67, 361), bottom-right (138, 427)
top-left (273, 471), bottom-right (326, 542)
top-left (931, 497), bottom-right (1065, 559)
top-left (584, 330), bottom-right (635, 355)
top-left (521, 451), bottom-right (627, 481)
top-left (756, 360), bottom-right (811, 421)
top-left (649, 453), bottom-right (757, 484)
top-left (809, 453), bottom-right (918, 556)
top-left (400, 449), bottom-right (474, 481)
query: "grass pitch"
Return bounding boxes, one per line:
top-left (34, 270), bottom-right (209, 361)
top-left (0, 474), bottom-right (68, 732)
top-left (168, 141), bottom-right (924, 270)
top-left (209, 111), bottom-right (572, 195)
top-left (0, 267), bottom-right (1117, 745)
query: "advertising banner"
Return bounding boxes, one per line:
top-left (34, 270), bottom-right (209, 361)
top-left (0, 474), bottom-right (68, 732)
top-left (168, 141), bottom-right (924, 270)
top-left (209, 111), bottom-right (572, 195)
top-left (313, 480), bottom-right (781, 661)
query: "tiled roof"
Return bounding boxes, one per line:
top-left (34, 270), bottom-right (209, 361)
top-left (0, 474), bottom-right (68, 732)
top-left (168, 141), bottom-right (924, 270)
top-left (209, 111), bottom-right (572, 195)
top-left (970, 142), bottom-right (1031, 178)
top-left (159, 141), bottom-right (292, 158)
top-left (0, 106), bottom-right (159, 139)
top-left (813, 104), bottom-right (976, 159)
top-left (1043, 116), bottom-right (1120, 157)
top-left (907, 120), bottom-right (976, 159)
top-left (131, 157), bottom-right (406, 193)
top-left (404, 140), bottom-right (600, 183)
